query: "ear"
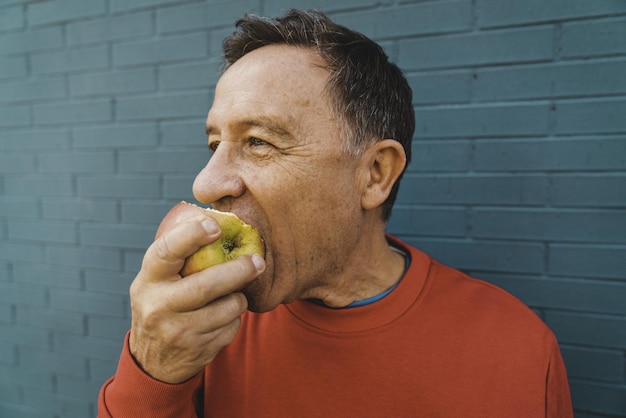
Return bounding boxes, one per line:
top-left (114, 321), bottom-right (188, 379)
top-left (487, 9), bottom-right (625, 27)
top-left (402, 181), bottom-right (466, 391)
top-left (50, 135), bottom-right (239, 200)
top-left (360, 139), bottom-right (407, 211)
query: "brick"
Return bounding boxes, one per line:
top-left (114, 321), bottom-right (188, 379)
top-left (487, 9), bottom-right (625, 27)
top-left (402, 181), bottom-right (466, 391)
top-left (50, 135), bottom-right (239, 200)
top-left (161, 120), bottom-right (208, 146)
top-left (264, 0), bottom-right (375, 15)
top-left (387, 206), bottom-right (467, 237)
top-left (0, 128), bottom-right (70, 151)
top-left (335, 1), bottom-right (472, 39)
top-left (113, 32), bottom-right (208, 67)
top-left (4, 175), bottom-right (73, 197)
top-left (478, 0), bottom-right (626, 27)
top-left (0, 56), bottom-right (26, 80)
top-left (123, 249), bottom-right (145, 273)
top-left (28, 0), bottom-right (106, 26)
top-left (0, 381), bottom-right (20, 402)
top-left (31, 45), bottom-right (109, 75)
top-left (1, 364), bottom-right (54, 390)
top-left (398, 27), bottom-right (553, 70)
top-left (50, 289), bottom-right (126, 317)
top-left (472, 208), bottom-right (626, 243)
top-left (407, 71), bottom-right (471, 105)
top-left (117, 92), bottom-right (210, 121)
top-left (483, 275), bottom-right (626, 316)
top-left (546, 311), bottom-right (626, 349)
top-left (0, 242), bottom-right (45, 263)
top-left (111, 0), bottom-right (184, 13)
top-left (42, 197), bottom-right (118, 222)
top-left (88, 315), bottom-right (131, 342)
top-left (53, 331), bottom-right (123, 360)
top-left (84, 270), bottom-right (135, 295)
top-left (70, 68), bottom-right (156, 97)
top-left (414, 103), bottom-right (550, 138)
top-left (158, 1), bottom-right (254, 33)
top-left (19, 346), bottom-right (86, 378)
top-left (21, 389), bottom-right (92, 418)
top-left (34, 99), bottom-right (112, 126)
top-left (0, 26), bottom-right (63, 54)
top-left (0, 282), bottom-right (47, 307)
top-left (0, 153), bottom-right (36, 173)
top-left (0, 400), bottom-right (41, 417)
top-left (159, 60), bottom-right (222, 91)
top-left (0, 322), bottom-right (50, 349)
top-left (8, 220), bottom-right (77, 244)
top-left (548, 244), bottom-right (626, 280)
top-left (118, 149), bottom-right (208, 173)
top-left (398, 174), bottom-right (548, 205)
top-left (0, 340), bottom-right (16, 365)
top-left (0, 196), bottom-right (39, 218)
top-left (16, 305), bottom-right (84, 334)
top-left (474, 138), bottom-right (626, 172)
top-left (77, 176), bottom-right (160, 199)
top-left (90, 357), bottom-right (117, 385)
top-left (569, 380), bottom-right (626, 416)
top-left (554, 98), bottom-right (626, 135)
top-left (121, 200), bottom-right (173, 225)
top-left (68, 11), bottom-right (153, 46)
top-left (560, 346), bottom-right (624, 383)
top-left (56, 373), bottom-right (103, 401)
top-left (47, 245), bottom-right (121, 271)
top-left (475, 60), bottom-right (626, 101)
top-left (0, 4), bottom-right (23, 31)
top-left (163, 175), bottom-right (197, 200)
top-left (561, 18), bottom-right (626, 58)
top-left (550, 174), bottom-right (626, 207)
top-left (401, 237), bottom-right (545, 274)
top-left (0, 105), bottom-right (30, 127)
top-left (39, 151), bottom-right (115, 173)
top-left (13, 263), bottom-right (82, 290)
top-left (72, 123), bottom-right (158, 149)
top-left (80, 224), bottom-right (154, 250)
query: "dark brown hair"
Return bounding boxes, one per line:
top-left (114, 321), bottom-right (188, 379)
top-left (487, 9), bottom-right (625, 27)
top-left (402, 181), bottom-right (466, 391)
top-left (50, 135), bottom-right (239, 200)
top-left (222, 9), bottom-right (414, 221)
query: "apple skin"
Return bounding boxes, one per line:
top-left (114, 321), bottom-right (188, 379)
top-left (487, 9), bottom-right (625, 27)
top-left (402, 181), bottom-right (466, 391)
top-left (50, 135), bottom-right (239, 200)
top-left (156, 201), bottom-right (265, 277)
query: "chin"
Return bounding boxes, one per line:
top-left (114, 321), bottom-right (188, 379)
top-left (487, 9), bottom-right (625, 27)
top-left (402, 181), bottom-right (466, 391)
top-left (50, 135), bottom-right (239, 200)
top-left (241, 274), bottom-right (284, 313)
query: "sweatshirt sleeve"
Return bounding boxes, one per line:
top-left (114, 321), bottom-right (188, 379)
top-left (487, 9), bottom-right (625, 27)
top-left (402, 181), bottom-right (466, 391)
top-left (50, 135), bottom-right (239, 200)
top-left (545, 339), bottom-right (574, 418)
top-left (98, 331), bottom-right (203, 418)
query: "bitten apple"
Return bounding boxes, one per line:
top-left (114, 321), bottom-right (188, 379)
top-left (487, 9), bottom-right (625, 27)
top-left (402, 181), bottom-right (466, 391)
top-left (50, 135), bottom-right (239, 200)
top-left (156, 201), bottom-right (265, 277)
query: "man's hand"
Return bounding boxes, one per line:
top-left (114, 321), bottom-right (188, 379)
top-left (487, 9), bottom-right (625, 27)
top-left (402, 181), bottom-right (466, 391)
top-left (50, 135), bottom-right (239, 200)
top-left (128, 215), bottom-right (265, 384)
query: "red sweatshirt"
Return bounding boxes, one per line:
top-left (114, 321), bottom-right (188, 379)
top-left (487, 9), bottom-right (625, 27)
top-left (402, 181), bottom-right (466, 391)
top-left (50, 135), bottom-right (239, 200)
top-left (99, 236), bottom-right (573, 417)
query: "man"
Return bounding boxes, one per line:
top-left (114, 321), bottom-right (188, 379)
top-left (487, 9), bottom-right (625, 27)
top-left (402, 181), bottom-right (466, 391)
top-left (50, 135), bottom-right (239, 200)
top-left (99, 9), bottom-right (573, 417)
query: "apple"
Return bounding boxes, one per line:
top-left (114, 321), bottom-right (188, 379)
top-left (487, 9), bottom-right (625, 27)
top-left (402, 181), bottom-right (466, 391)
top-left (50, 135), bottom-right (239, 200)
top-left (156, 201), bottom-right (265, 277)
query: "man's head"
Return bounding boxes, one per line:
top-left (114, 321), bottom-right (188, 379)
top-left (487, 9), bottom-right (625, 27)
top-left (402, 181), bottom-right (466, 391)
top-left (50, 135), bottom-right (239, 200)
top-left (193, 10), bottom-right (413, 311)
top-left (221, 9), bottom-right (414, 221)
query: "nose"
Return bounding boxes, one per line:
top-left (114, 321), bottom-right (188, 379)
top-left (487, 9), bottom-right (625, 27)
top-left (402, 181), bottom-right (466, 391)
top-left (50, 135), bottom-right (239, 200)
top-left (192, 143), bottom-right (246, 205)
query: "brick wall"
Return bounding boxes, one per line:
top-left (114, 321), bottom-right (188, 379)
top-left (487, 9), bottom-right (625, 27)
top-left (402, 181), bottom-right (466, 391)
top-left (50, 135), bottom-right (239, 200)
top-left (0, 1), bottom-right (624, 416)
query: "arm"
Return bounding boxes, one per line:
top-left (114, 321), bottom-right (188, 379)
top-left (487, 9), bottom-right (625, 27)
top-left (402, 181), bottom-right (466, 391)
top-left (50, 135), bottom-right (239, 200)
top-left (545, 339), bottom-right (574, 418)
top-left (98, 213), bottom-right (265, 416)
top-left (98, 332), bottom-right (204, 418)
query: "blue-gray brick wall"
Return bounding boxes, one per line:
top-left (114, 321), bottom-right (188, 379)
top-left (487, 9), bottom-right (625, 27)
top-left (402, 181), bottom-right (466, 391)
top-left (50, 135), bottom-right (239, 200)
top-left (0, 1), bottom-right (625, 417)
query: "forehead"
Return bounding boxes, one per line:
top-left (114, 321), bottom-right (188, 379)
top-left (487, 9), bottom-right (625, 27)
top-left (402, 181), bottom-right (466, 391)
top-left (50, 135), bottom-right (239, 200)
top-left (207, 45), bottom-right (333, 130)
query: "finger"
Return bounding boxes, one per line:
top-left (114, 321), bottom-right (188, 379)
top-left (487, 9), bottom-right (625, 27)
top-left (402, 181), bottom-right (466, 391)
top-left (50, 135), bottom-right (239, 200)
top-left (141, 216), bottom-right (221, 282)
top-left (173, 292), bottom-right (248, 335)
top-left (167, 254), bottom-right (265, 312)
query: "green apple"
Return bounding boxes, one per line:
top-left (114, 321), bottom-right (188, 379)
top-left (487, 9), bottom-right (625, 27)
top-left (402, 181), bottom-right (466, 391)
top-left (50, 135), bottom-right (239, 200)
top-left (156, 201), bottom-right (265, 277)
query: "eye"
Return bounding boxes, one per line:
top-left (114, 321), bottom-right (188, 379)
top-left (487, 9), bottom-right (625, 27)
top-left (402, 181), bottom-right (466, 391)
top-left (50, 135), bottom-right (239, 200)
top-left (248, 137), bottom-right (269, 147)
top-left (209, 141), bottom-right (220, 152)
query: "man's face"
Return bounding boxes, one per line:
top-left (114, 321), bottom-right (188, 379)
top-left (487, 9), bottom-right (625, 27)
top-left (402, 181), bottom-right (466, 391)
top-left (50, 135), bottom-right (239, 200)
top-left (192, 45), bottom-right (369, 312)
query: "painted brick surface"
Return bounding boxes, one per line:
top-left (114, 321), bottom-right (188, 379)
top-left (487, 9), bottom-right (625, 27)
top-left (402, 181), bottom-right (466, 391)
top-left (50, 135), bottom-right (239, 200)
top-left (0, 1), bottom-right (625, 417)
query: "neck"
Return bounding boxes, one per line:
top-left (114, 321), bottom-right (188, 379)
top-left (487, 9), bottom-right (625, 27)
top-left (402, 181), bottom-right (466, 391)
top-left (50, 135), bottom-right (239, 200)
top-left (302, 228), bottom-right (407, 308)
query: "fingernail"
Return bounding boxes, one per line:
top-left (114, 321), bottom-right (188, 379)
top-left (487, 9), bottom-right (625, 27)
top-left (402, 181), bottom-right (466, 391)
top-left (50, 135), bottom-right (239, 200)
top-left (251, 254), bottom-right (265, 272)
top-left (201, 218), bottom-right (219, 235)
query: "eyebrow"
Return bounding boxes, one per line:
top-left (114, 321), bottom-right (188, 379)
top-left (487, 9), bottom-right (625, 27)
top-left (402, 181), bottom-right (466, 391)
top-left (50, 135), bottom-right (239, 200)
top-left (205, 116), bottom-right (296, 142)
